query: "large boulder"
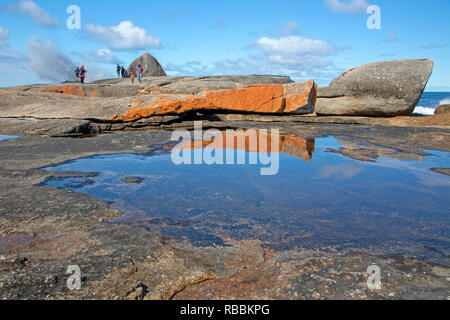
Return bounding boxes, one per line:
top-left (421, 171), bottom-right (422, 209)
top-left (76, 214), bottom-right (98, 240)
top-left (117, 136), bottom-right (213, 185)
top-left (316, 59), bottom-right (434, 116)
top-left (127, 52), bottom-right (167, 77)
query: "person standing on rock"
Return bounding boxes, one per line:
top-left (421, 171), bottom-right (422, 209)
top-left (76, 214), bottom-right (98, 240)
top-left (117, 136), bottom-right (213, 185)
top-left (121, 66), bottom-right (125, 78)
top-left (75, 66), bottom-right (80, 81)
top-left (130, 72), bottom-right (135, 84)
top-left (78, 66), bottom-right (87, 84)
top-left (136, 64), bottom-right (143, 83)
top-left (116, 64), bottom-right (121, 78)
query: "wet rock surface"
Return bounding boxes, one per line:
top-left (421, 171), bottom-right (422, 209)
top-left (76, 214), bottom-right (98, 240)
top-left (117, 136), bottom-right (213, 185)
top-left (0, 125), bottom-right (448, 300)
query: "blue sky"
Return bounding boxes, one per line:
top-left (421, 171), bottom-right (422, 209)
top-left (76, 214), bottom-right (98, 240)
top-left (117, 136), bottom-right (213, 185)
top-left (0, 0), bottom-right (449, 91)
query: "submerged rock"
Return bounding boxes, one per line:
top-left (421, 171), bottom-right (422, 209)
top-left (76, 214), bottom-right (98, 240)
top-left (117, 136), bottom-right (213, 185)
top-left (127, 52), bottom-right (167, 77)
top-left (316, 59), bottom-right (434, 116)
top-left (435, 104), bottom-right (450, 115)
top-left (121, 177), bottom-right (145, 184)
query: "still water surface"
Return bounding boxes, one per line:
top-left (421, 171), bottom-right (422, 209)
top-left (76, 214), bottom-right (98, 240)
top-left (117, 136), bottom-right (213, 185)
top-left (40, 135), bottom-right (450, 262)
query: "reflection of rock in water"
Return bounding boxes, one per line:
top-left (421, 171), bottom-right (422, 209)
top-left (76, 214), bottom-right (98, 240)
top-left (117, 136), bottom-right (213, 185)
top-left (280, 135), bottom-right (315, 162)
top-left (327, 136), bottom-right (426, 162)
top-left (173, 130), bottom-right (315, 163)
top-left (431, 168), bottom-right (450, 177)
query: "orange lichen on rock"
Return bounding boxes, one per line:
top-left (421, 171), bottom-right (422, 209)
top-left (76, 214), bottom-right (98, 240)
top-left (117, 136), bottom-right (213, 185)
top-left (40, 86), bottom-right (86, 96)
top-left (62, 86), bottom-right (85, 96)
top-left (40, 87), bottom-right (63, 94)
top-left (148, 86), bottom-right (164, 93)
top-left (112, 81), bottom-right (316, 121)
top-left (284, 80), bottom-right (317, 113)
top-left (114, 95), bottom-right (211, 121)
top-left (203, 84), bottom-right (285, 113)
top-left (280, 135), bottom-right (315, 162)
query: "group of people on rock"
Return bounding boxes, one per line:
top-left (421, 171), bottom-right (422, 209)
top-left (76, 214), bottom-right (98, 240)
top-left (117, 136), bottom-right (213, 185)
top-left (116, 64), bottom-right (144, 83)
top-left (74, 66), bottom-right (87, 84)
top-left (73, 63), bottom-right (143, 84)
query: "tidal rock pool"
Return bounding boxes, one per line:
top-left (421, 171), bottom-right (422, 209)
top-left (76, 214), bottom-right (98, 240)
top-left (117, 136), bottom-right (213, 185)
top-left (40, 134), bottom-right (450, 264)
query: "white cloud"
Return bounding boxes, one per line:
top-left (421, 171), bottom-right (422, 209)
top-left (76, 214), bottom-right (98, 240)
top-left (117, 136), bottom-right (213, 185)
top-left (165, 61), bottom-right (210, 75)
top-left (83, 48), bottom-right (123, 65)
top-left (26, 37), bottom-right (111, 83)
top-left (0, 26), bottom-right (10, 47)
top-left (254, 36), bottom-right (336, 56)
top-left (0, 38), bottom-right (113, 86)
top-left (27, 37), bottom-right (75, 82)
top-left (0, 48), bottom-right (38, 87)
top-left (84, 21), bottom-right (161, 51)
top-left (0, 48), bottom-right (28, 63)
top-left (325, 0), bottom-right (370, 14)
top-left (166, 34), bottom-right (345, 85)
top-left (165, 53), bottom-right (342, 85)
top-left (2, 1), bottom-right (62, 28)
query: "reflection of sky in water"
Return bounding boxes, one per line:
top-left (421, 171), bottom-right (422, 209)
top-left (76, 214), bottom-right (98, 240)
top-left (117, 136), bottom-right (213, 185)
top-left (41, 137), bottom-right (450, 262)
top-left (0, 135), bottom-right (19, 142)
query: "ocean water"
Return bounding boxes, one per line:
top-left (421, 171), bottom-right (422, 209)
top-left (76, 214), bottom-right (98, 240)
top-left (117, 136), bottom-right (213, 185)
top-left (40, 135), bottom-right (450, 262)
top-left (414, 92), bottom-right (450, 115)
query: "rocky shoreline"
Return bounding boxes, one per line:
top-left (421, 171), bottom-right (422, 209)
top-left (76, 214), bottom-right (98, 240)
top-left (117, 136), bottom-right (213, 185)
top-left (0, 59), bottom-right (448, 139)
top-left (0, 124), bottom-right (449, 300)
top-left (0, 57), bottom-right (449, 300)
